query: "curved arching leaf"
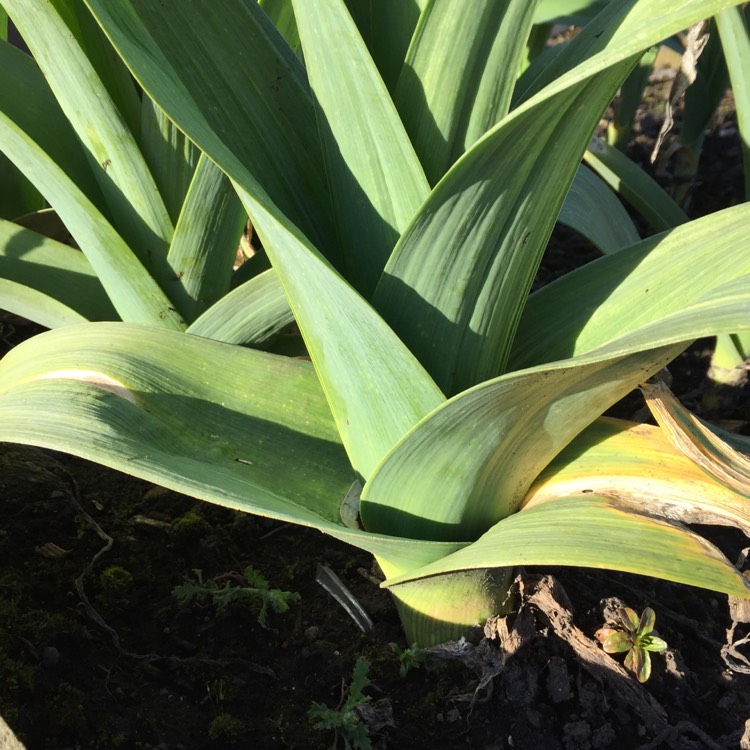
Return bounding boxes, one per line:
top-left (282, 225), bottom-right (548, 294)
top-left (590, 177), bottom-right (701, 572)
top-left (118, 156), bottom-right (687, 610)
top-left (0, 323), bottom-right (462, 573)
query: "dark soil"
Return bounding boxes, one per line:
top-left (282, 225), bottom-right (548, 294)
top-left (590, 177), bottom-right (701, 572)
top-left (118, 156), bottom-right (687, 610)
top-left (1, 70), bottom-right (749, 750)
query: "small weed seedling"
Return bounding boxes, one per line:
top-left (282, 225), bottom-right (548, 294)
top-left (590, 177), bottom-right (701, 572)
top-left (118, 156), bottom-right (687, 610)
top-left (308, 657), bottom-right (373, 750)
top-left (390, 642), bottom-right (426, 678)
top-left (172, 565), bottom-right (299, 628)
top-left (595, 606), bottom-right (667, 683)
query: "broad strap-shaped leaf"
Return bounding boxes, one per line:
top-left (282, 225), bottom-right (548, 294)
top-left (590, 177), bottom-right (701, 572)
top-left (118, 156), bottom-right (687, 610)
top-left (0, 279), bottom-right (88, 329)
top-left (186, 269), bottom-right (293, 346)
top-left (583, 137), bottom-right (689, 232)
top-left (259, 0), bottom-right (299, 49)
top-left (139, 96), bottom-right (199, 226)
top-left (0, 219), bottom-right (116, 323)
top-left (395, 0), bottom-right (540, 184)
top-left (344, 0), bottom-right (427, 94)
top-left (375, 0), bottom-right (741, 394)
top-left (3, 0), bottom-right (174, 265)
top-left (382, 494), bottom-right (750, 600)
top-left (376, 61), bottom-right (634, 394)
top-left (716, 5), bottom-right (750, 196)
top-left (0, 39), bottom-right (104, 212)
top-left (292, 0), bottom-right (430, 296)
top-left (0, 106), bottom-right (184, 329)
top-left (50, 0), bottom-right (142, 139)
top-left (533, 0), bottom-right (611, 25)
top-left (86, 0), bottom-right (336, 263)
top-left (641, 379), bottom-right (750, 499)
top-left (231, 180), bottom-right (446, 479)
top-left (512, 204), bottom-right (750, 369)
top-left (559, 165), bottom-right (640, 254)
top-left (166, 153), bottom-right (247, 321)
top-left (525, 417), bottom-right (750, 536)
top-left (87, 1), bottom-right (446, 480)
top-left (360, 345), bottom-right (682, 542)
top-left (0, 323), bottom-right (462, 573)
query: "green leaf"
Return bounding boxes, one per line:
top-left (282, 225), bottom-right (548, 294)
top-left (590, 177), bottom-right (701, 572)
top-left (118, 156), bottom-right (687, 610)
top-left (512, 204), bottom-right (750, 369)
top-left (643, 636), bottom-right (668, 652)
top-left (0, 39), bottom-right (104, 211)
top-left (50, 0), bottom-right (142, 139)
top-left (292, 0), bottom-right (429, 296)
top-left (0, 219), bottom-right (116, 322)
top-left (231, 180), bottom-right (446, 479)
top-left (186, 269), bottom-right (293, 346)
top-left (584, 137), bottom-right (689, 232)
top-left (559, 165), bottom-right (640, 254)
top-left (602, 632), bottom-right (633, 654)
top-left (86, 0), bottom-right (336, 261)
top-left (0, 105), bottom-right (184, 328)
top-left (0, 323), bottom-right (461, 573)
top-left (361, 345), bottom-right (681, 541)
top-left (0, 154), bottom-right (44, 221)
top-left (716, 5), bottom-right (750, 197)
top-left (344, 0), bottom-right (426, 94)
top-left (0, 279), bottom-right (88, 329)
top-left (85, 0), bottom-right (447, 479)
top-left (377, 0), bottom-right (741, 394)
top-left (382, 495), bottom-right (750, 599)
top-left (259, 0), bottom-right (299, 49)
top-left (4, 0), bottom-right (174, 265)
top-left (166, 153), bottom-right (247, 321)
top-left (638, 607), bottom-right (656, 635)
top-left (139, 96), bottom-right (200, 226)
top-left (533, 0), bottom-right (610, 25)
top-left (394, 0), bottom-right (540, 184)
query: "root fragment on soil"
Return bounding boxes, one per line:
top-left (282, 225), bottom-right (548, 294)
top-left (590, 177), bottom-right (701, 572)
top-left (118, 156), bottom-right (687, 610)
top-left (514, 573), bottom-right (669, 736)
top-left (723, 548), bottom-right (750, 675)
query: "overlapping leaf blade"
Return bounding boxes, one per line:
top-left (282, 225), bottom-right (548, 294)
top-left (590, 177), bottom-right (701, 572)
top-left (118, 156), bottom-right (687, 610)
top-left (395, 0), bottom-right (540, 184)
top-left (0, 219), bottom-right (115, 323)
top-left (3, 0), bottom-right (174, 265)
top-left (86, 0), bottom-right (446, 480)
top-left (87, 0), bottom-right (335, 261)
top-left (559, 165), bottom-right (640, 254)
top-left (375, 0), bottom-right (741, 395)
top-left (383, 494), bottom-right (750, 598)
top-left (0, 109), bottom-right (184, 328)
top-left (186, 270), bottom-right (293, 346)
top-left (360, 345), bottom-right (682, 541)
top-left (0, 323), bottom-right (463, 572)
top-left (525, 417), bottom-right (750, 533)
top-left (344, 0), bottom-right (426, 94)
top-left (512, 204), bottom-right (750, 368)
top-left (292, 0), bottom-right (429, 295)
top-left (166, 153), bottom-right (246, 321)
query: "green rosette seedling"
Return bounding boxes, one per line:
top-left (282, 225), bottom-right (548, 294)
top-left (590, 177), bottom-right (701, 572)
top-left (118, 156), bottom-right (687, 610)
top-left (596, 607), bottom-right (668, 683)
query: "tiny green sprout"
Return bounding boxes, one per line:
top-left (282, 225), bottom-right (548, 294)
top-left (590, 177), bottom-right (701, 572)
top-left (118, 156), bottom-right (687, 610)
top-left (595, 606), bottom-right (667, 683)
top-left (389, 642), bottom-right (426, 678)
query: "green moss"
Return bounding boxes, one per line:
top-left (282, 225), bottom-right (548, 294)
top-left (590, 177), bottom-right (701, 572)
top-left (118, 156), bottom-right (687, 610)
top-left (48, 683), bottom-right (87, 733)
top-left (208, 713), bottom-right (248, 743)
top-left (171, 510), bottom-right (212, 544)
top-left (99, 565), bottom-right (134, 593)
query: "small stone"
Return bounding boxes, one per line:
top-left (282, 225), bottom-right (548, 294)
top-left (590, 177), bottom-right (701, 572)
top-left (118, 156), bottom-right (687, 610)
top-left (546, 656), bottom-right (572, 704)
top-left (41, 646), bottom-right (60, 668)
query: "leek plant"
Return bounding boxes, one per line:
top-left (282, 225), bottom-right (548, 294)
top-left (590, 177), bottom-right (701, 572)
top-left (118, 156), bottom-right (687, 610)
top-left (1, 0), bottom-right (750, 647)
